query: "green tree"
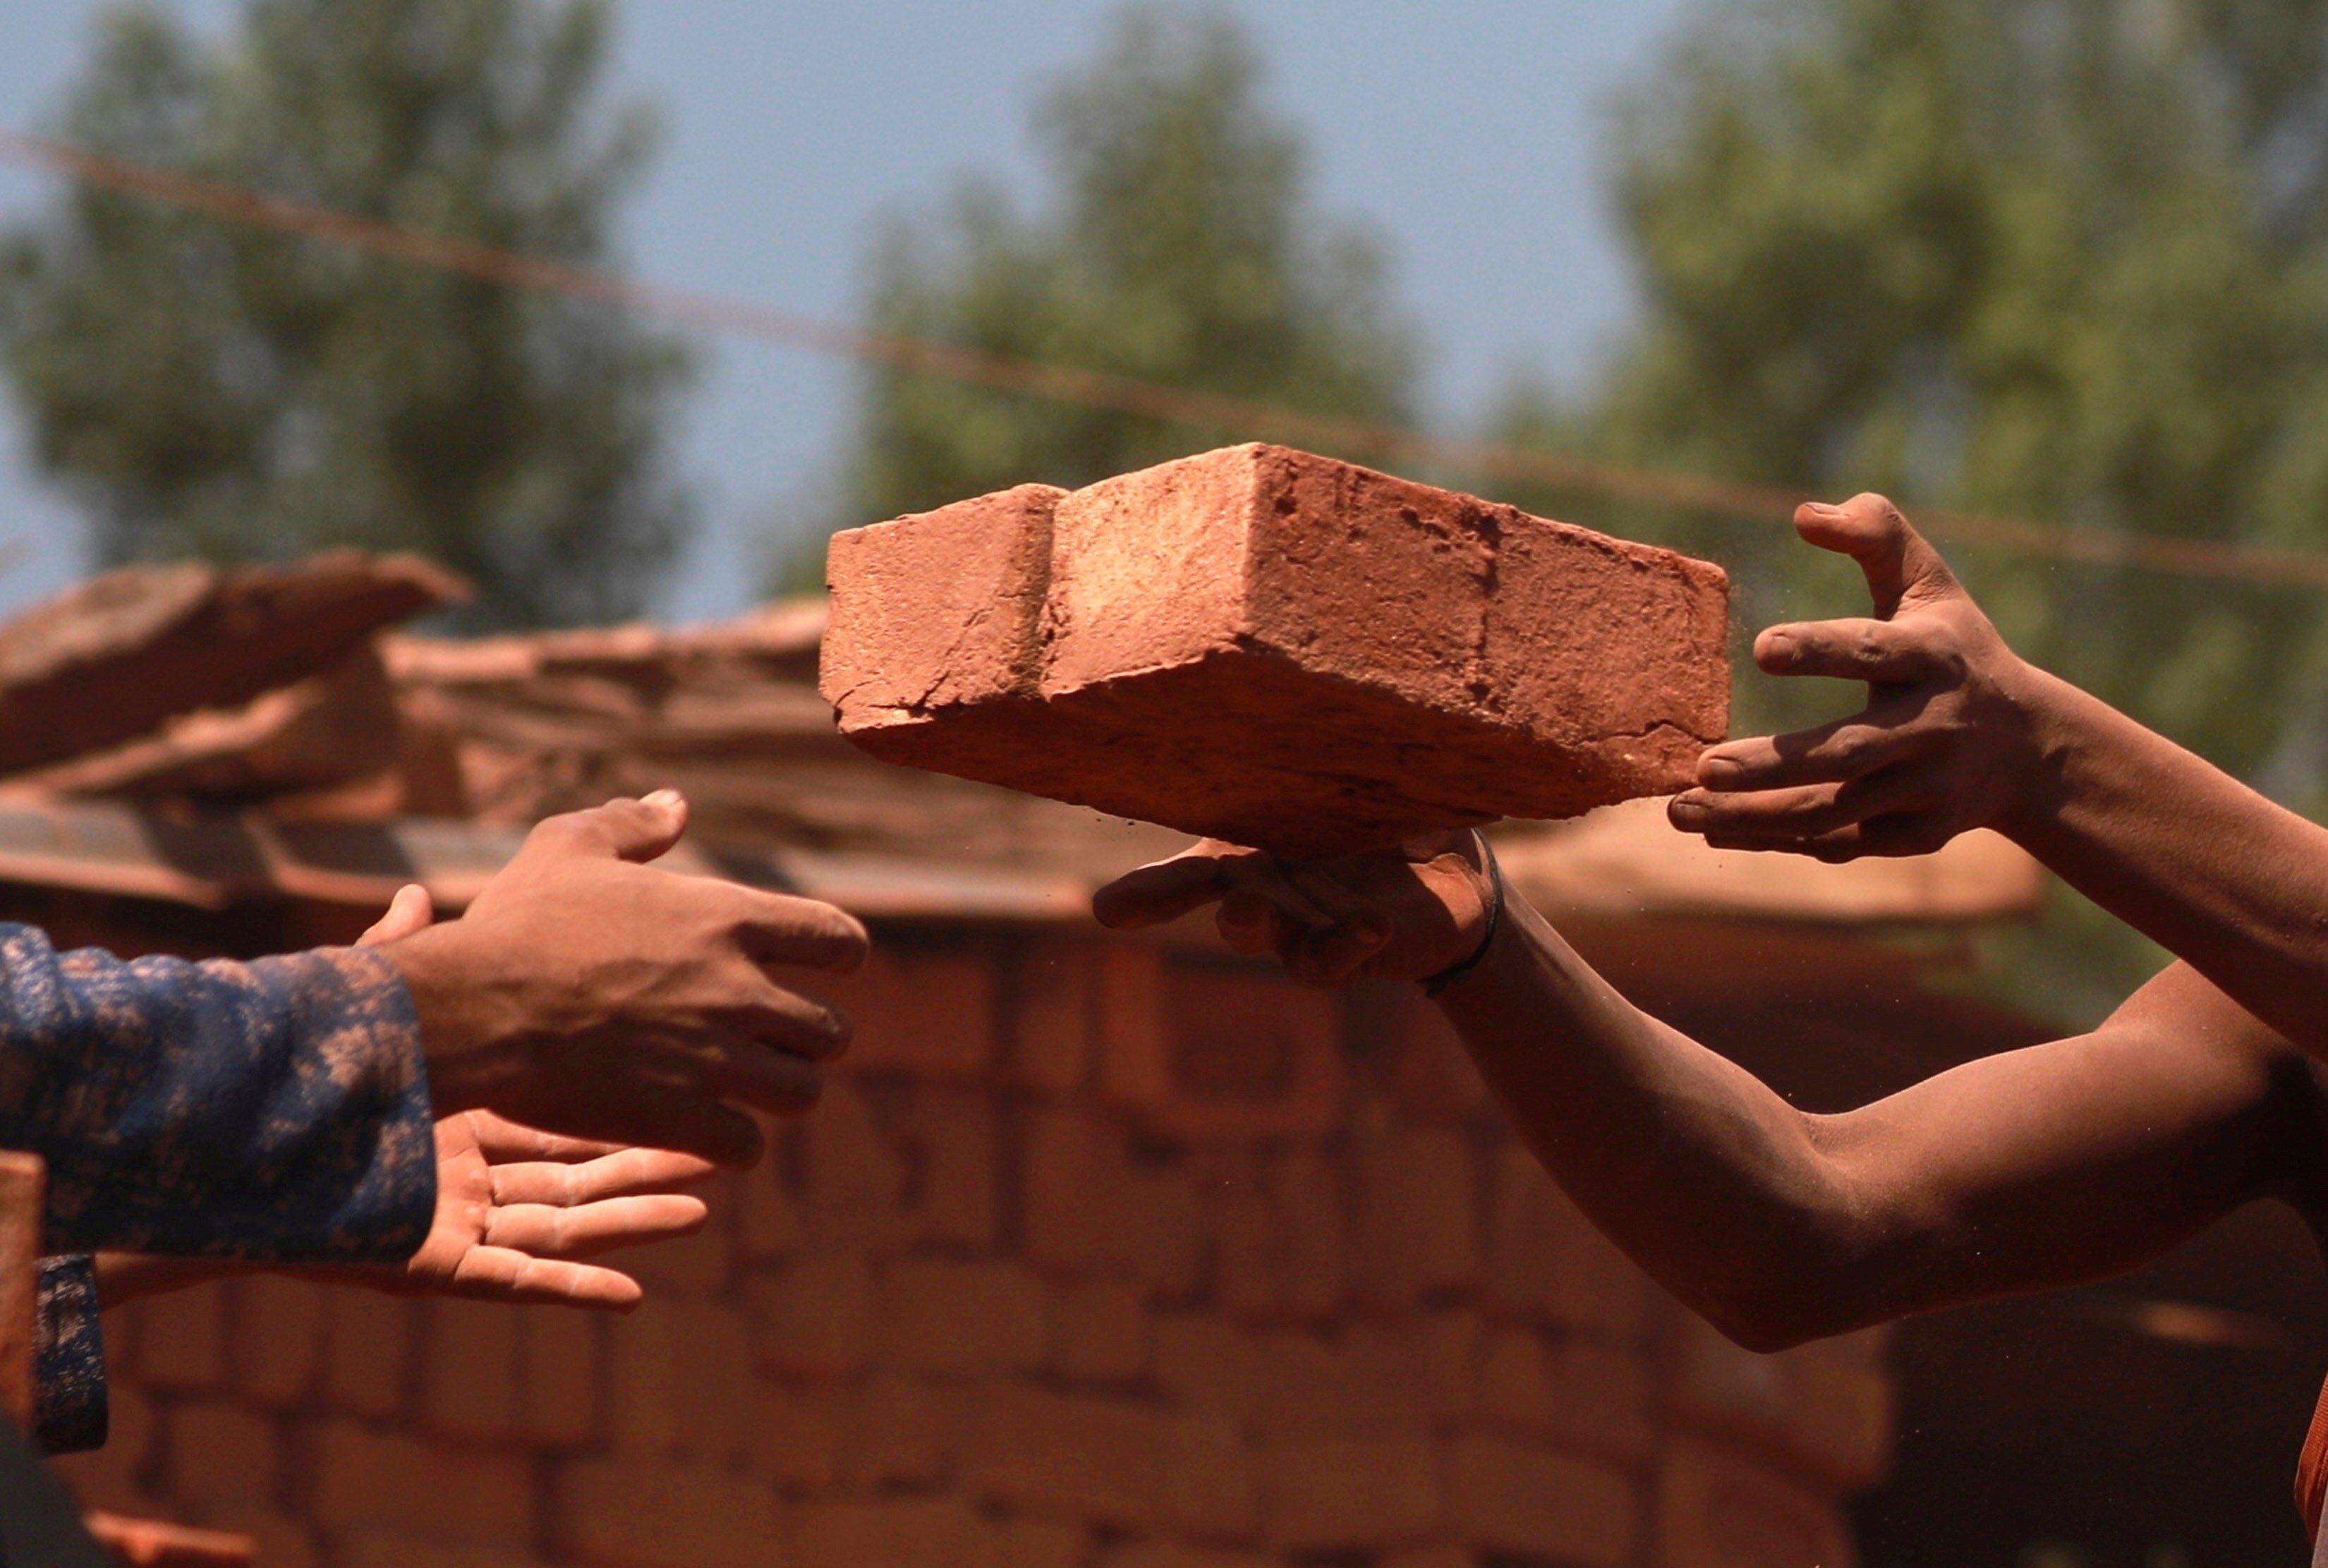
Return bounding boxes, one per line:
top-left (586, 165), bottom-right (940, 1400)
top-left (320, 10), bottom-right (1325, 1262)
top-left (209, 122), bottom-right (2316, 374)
top-left (815, 2), bottom-right (1415, 575)
top-left (1491, 0), bottom-right (2328, 1016)
top-left (0, 0), bottom-right (693, 628)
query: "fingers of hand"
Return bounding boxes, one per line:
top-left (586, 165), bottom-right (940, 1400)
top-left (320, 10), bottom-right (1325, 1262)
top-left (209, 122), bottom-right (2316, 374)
top-left (1677, 770), bottom-right (1948, 848)
top-left (519, 791), bottom-right (689, 868)
top-left (358, 884), bottom-right (435, 947)
top-left (695, 1036), bottom-right (825, 1118)
top-left (483, 1192), bottom-right (709, 1260)
top-left (1092, 845), bottom-right (1239, 930)
top-left (463, 1109), bottom-right (628, 1164)
top-left (1793, 494), bottom-right (1958, 616)
top-left (1692, 711), bottom-right (1936, 794)
top-left (1752, 618), bottom-right (1951, 685)
top-left (545, 1088), bottom-right (764, 1169)
top-left (447, 1246), bottom-right (645, 1311)
top-left (732, 892), bottom-right (872, 975)
top-left (486, 1146), bottom-right (719, 1208)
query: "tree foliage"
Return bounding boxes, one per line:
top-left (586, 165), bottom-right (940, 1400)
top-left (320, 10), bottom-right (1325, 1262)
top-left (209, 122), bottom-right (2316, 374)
top-left (0, 0), bottom-right (693, 628)
top-left (823, 4), bottom-right (1416, 566)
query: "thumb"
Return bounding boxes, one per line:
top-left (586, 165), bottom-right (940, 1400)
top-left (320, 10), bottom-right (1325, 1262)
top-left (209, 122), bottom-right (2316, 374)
top-left (1793, 494), bottom-right (1960, 619)
top-left (519, 789), bottom-right (691, 868)
top-left (358, 883), bottom-right (435, 946)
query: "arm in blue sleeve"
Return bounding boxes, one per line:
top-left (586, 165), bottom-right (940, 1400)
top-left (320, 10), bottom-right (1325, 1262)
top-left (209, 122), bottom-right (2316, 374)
top-left (32, 1255), bottom-right (102, 1455)
top-left (0, 925), bottom-right (435, 1261)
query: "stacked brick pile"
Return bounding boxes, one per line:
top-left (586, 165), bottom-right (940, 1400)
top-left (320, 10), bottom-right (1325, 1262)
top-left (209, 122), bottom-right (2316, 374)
top-left (52, 925), bottom-right (1890, 1568)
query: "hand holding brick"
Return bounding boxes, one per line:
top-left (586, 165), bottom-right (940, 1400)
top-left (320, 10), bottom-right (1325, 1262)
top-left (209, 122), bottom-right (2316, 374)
top-left (820, 444), bottom-right (1729, 856)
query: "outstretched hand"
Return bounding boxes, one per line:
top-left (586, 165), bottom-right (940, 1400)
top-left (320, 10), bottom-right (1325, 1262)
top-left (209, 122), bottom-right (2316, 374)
top-left (1092, 832), bottom-right (1493, 988)
top-left (1668, 493), bottom-right (2042, 861)
top-left (381, 790), bottom-right (871, 1166)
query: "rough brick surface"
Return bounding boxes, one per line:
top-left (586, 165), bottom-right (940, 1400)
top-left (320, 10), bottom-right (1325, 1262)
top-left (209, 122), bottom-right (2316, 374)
top-left (823, 444), bottom-right (1729, 855)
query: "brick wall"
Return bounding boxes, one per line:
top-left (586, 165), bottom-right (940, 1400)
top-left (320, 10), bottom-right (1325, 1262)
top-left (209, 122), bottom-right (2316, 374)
top-left (52, 927), bottom-right (1892, 1568)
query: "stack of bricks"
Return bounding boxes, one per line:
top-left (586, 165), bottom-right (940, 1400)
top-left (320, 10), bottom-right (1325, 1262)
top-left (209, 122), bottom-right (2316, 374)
top-left (51, 926), bottom-right (1891, 1568)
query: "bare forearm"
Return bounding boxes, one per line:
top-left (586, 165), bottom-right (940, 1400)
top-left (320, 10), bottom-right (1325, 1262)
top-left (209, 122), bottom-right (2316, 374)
top-left (2006, 667), bottom-right (2328, 1056)
top-left (1436, 897), bottom-right (1862, 1347)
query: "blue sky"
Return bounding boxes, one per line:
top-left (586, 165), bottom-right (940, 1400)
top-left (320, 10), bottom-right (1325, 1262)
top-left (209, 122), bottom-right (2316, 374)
top-left (0, 1), bottom-right (1693, 621)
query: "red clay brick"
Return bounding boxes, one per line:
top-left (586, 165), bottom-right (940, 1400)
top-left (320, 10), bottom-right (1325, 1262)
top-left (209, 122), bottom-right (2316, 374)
top-left (201, 1507), bottom-right (317, 1568)
top-left (1153, 1316), bottom-right (1261, 1424)
top-left (1651, 1435), bottom-right (1854, 1568)
top-left (552, 1457), bottom-right (777, 1568)
top-left (1271, 1150), bottom-right (1347, 1320)
top-left (323, 1291), bottom-right (414, 1419)
top-left (789, 1496), bottom-right (991, 1568)
top-left (1053, 1279), bottom-right (1150, 1382)
top-left (1096, 1545), bottom-right (1274, 1568)
top-left (311, 1420), bottom-right (533, 1545)
top-left (1414, 1311), bottom-right (1482, 1423)
top-left (1443, 1433), bottom-right (1637, 1567)
top-left (164, 1401), bottom-right (275, 1512)
top-left (1159, 1413), bottom-right (1259, 1540)
top-left (619, 1203), bottom-right (734, 1296)
top-left (516, 1307), bottom-right (602, 1447)
top-left (818, 947), bottom-right (998, 1078)
top-left (837, 1372), bottom-right (963, 1490)
top-left (1478, 1327), bottom-right (1654, 1464)
top-left (1261, 1434), bottom-right (1440, 1551)
top-left (798, 1078), bottom-right (909, 1255)
top-left (748, 1253), bottom-right (876, 1380)
top-left (823, 444), bottom-right (1728, 856)
top-left (47, 1378), bottom-right (158, 1514)
top-left (1381, 1550), bottom-right (1472, 1568)
top-left (1254, 1330), bottom-right (1432, 1438)
top-left (879, 1259), bottom-right (1047, 1375)
top-left (737, 1157), bottom-right (804, 1262)
top-left (1485, 1145), bottom-right (1654, 1342)
top-left (1012, 939), bottom-right (1098, 1094)
top-left (1353, 1126), bottom-right (1479, 1308)
top-left (1670, 1316), bottom-right (1893, 1490)
top-left (988, 1517), bottom-right (1089, 1568)
top-left (1120, 968), bottom-right (1342, 1142)
top-left (895, 1087), bottom-right (999, 1247)
top-left (231, 1277), bottom-right (323, 1407)
top-left (1021, 1107), bottom-right (1201, 1292)
top-left (136, 1282), bottom-right (229, 1392)
top-left (424, 1298), bottom-right (519, 1442)
top-left (749, 1381), bottom-right (843, 1492)
top-left (339, 1532), bottom-right (548, 1568)
top-left (965, 1384), bottom-right (1165, 1529)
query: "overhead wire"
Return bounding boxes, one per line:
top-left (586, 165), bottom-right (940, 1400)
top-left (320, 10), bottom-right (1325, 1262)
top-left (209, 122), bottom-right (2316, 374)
top-left (7, 126), bottom-right (2328, 590)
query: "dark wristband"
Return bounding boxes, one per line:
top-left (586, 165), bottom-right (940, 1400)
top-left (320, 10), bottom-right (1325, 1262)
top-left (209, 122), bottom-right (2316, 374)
top-left (1421, 832), bottom-right (1505, 998)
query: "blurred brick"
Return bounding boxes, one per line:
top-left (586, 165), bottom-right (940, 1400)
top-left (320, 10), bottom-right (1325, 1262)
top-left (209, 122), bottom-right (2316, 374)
top-left (750, 1381), bottom-right (842, 1492)
top-left (339, 1533), bottom-right (548, 1568)
top-left (1255, 1330), bottom-right (1430, 1437)
top-left (1387, 987), bottom-right (1490, 1119)
top-left (966, 1385), bottom-right (1164, 1529)
top-left (166, 1401), bottom-right (274, 1511)
top-left (608, 1303), bottom-right (680, 1457)
top-left (1485, 1144), bottom-right (1651, 1342)
top-left (1671, 1317), bottom-right (1892, 1490)
top-left (821, 947), bottom-right (997, 1077)
top-left (1271, 1150), bottom-right (1345, 1319)
top-left (1053, 1280), bottom-right (1148, 1381)
top-left (1012, 940), bottom-right (1097, 1094)
top-left (1021, 1107), bottom-right (1201, 1292)
top-left (879, 1259), bottom-right (1046, 1375)
top-left (621, 1203), bottom-right (734, 1297)
top-left (749, 1253), bottom-right (875, 1380)
top-left (986, 1517), bottom-right (1088, 1568)
top-left (517, 1307), bottom-right (602, 1447)
top-left (675, 1299), bottom-right (756, 1466)
top-left (1444, 1433), bottom-right (1637, 1567)
top-left (1381, 1549), bottom-right (1472, 1568)
top-left (839, 1371), bottom-right (961, 1488)
top-left (1159, 1413), bottom-right (1257, 1539)
top-left (323, 1291), bottom-right (413, 1419)
top-left (200, 1507), bottom-right (315, 1568)
top-left (790, 1495), bottom-right (989, 1568)
top-left (138, 1282), bottom-right (229, 1391)
top-left (1154, 1317), bottom-right (1260, 1423)
top-left (1261, 1434), bottom-right (1440, 1551)
top-left (1096, 1545), bottom-right (1274, 1568)
top-left (737, 1160), bottom-right (804, 1263)
top-left (1211, 1164), bottom-right (1279, 1321)
top-left (1414, 1311), bottom-right (1481, 1423)
top-left (47, 1378), bottom-right (159, 1514)
top-left (799, 1079), bottom-right (909, 1254)
top-left (552, 1457), bottom-right (777, 1568)
top-left (312, 1421), bottom-right (533, 1545)
top-left (1479, 1327), bottom-right (1654, 1464)
top-left (1652, 1435), bottom-right (1853, 1568)
top-left (424, 1298), bottom-right (519, 1441)
top-left (1354, 1125), bottom-right (1479, 1308)
top-left (231, 1276), bottom-right (323, 1406)
top-left (895, 1088), bottom-right (998, 1247)
top-left (1102, 966), bottom-right (1341, 1141)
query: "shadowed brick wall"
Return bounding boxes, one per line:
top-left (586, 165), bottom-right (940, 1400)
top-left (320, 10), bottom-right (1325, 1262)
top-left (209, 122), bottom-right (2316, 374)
top-left (51, 925), bottom-right (1893, 1568)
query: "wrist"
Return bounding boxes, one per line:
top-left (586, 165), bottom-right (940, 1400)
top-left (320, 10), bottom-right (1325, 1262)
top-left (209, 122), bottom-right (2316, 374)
top-left (382, 925), bottom-right (518, 1114)
top-left (1989, 657), bottom-right (2085, 846)
top-left (1421, 835), bottom-right (1504, 997)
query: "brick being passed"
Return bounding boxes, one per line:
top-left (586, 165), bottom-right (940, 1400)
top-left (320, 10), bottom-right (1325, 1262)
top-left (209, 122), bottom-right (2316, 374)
top-left (820, 443), bottom-right (1730, 857)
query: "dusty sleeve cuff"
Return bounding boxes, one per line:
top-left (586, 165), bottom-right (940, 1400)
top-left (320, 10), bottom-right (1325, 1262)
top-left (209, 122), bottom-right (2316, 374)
top-left (32, 1255), bottom-right (104, 1455)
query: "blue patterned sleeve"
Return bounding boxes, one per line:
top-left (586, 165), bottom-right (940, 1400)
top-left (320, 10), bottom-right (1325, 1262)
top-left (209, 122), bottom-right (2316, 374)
top-left (32, 1255), bottom-right (102, 1455)
top-left (0, 925), bottom-right (435, 1261)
